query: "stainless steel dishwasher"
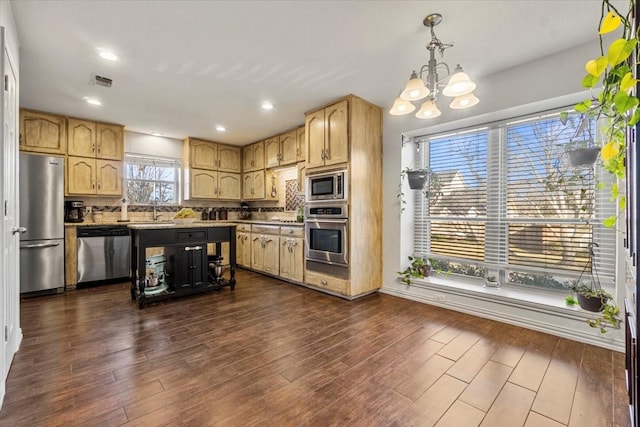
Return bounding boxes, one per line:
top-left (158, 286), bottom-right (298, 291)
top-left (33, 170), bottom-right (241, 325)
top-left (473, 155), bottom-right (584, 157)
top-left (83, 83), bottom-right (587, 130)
top-left (77, 226), bottom-right (131, 284)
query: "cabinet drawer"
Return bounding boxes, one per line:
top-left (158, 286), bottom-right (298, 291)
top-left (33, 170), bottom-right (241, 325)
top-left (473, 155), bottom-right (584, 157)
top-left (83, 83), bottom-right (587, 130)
top-left (176, 229), bottom-right (207, 242)
top-left (252, 225), bottom-right (280, 235)
top-left (236, 224), bottom-right (251, 232)
top-left (280, 226), bottom-right (303, 238)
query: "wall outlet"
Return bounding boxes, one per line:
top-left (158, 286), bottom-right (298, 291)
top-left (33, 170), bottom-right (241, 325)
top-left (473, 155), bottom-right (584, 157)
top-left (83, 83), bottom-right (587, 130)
top-left (85, 206), bottom-right (92, 214)
top-left (434, 294), bottom-right (446, 302)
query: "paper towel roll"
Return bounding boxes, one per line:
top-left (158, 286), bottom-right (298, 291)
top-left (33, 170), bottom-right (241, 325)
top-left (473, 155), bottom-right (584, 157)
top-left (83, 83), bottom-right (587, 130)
top-left (121, 199), bottom-right (128, 221)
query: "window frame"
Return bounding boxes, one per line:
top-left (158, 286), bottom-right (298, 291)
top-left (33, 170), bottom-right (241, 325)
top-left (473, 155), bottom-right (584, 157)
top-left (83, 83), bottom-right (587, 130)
top-left (411, 107), bottom-right (617, 292)
top-left (124, 154), bottom-right (182, 206)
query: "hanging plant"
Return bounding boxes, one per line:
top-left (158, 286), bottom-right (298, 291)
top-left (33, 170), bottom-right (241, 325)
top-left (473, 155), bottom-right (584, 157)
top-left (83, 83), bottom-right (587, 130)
top-left (574, 0), bottom-right (638, 226)
top-left (398, 166), bottom-right (432, 213)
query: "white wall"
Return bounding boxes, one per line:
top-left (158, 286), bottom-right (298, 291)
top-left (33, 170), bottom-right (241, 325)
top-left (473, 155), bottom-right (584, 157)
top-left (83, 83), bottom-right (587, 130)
top-left (125, 131), bottom-right (182, 159)
top-left (381, 40), bottom-right (626, 350)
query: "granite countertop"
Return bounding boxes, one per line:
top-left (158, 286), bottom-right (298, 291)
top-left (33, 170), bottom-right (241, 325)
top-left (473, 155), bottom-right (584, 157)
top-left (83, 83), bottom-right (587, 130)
top-left (65, 219), bottom-right (304, 228)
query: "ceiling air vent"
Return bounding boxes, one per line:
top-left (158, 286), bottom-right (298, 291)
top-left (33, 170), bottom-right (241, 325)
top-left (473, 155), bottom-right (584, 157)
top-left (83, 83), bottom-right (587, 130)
top-left (91, 74), bottom-right (112, 88)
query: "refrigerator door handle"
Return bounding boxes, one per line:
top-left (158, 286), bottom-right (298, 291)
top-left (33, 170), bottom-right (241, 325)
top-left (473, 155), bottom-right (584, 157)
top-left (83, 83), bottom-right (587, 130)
top-left (21, 242), bottom-right (60, 249)
top-left (12, 226), bottom-right (27, 235)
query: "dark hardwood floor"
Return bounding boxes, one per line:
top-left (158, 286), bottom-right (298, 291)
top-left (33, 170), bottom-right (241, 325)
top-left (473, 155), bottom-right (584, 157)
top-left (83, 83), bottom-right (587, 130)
top-left (0, 269), bottom-right (631, 426)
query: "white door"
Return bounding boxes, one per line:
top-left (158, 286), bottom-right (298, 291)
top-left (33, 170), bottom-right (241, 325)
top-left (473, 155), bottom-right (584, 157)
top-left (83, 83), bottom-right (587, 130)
top-left (2, 29), bottom-right (19, 388)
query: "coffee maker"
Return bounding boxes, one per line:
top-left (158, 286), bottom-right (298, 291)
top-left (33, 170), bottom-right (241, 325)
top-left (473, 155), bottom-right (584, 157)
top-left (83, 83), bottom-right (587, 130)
top-left (64, 200), bottom-right (85, 223)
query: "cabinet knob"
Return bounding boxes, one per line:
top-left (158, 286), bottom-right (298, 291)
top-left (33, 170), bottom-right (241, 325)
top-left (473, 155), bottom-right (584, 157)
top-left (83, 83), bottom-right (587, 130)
top-left (288, 230), bottom-right (293, 234)
top-left (321, 280), bottom-right (327, 286)
top-left (97, 144), bottom-right (101, 154)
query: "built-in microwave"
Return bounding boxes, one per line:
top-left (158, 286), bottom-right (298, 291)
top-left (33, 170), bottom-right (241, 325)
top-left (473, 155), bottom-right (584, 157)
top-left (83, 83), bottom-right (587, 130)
top-left (307, 170), bottom-right (347, 201)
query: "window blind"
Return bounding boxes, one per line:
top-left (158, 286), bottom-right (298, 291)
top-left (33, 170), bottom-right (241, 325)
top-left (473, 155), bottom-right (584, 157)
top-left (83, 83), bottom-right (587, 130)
top-left (413, 108), bottom-right (616, 290)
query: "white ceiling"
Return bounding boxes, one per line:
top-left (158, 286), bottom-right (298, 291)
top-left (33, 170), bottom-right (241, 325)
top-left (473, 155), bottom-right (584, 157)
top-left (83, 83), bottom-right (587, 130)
top-left (10, 0), bottom-right (618, 146)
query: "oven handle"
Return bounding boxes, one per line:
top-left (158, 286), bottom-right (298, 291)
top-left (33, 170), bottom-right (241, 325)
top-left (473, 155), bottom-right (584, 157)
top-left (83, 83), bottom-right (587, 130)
top-left (305, 218), bottom-right (348, 225)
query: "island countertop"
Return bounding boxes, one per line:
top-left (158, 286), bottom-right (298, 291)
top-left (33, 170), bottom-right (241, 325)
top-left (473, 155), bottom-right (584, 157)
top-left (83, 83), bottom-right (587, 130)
top-left (127, 221), bottom-right (236, 230)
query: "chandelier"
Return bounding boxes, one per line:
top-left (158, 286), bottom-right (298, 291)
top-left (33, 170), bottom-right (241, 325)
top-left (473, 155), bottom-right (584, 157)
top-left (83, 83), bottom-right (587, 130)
top-left (390, 13), bottom-right (479, 119)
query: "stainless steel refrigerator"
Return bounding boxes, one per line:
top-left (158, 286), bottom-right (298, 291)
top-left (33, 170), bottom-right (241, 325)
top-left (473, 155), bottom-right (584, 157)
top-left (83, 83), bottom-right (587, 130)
top-left (19, 153), bottom-right (65, 293)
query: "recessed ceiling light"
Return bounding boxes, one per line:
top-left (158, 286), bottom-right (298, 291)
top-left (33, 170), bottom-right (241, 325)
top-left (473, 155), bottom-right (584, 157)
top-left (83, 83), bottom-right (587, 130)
top-left (216, 125), bottom-right (226, 132)
top-left (85, 98), bottom-right (102, 106)
top-left (98, 50), bottom-right (118, 61)
top-left (261, 101), bottom-right (274, 110)
top-left (150, 131), bottom-right (164, 137)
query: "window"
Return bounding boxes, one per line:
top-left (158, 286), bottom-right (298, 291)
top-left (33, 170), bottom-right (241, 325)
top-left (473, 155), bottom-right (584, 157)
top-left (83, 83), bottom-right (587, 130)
top-left (125, 155), bottom-right (181, 205)
top-left (413, 109), bottom-right (616, 291)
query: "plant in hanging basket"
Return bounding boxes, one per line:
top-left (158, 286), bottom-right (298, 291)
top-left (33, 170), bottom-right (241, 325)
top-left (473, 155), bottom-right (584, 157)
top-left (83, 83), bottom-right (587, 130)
top-left (567, 146), bottom-right (601, 167)
top-left (406, 170), bottom-right (430, 189)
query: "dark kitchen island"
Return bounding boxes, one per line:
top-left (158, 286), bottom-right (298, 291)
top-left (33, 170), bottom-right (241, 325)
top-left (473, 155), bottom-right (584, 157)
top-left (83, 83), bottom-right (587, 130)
top-left (128, 222), bottom-right (236, 308)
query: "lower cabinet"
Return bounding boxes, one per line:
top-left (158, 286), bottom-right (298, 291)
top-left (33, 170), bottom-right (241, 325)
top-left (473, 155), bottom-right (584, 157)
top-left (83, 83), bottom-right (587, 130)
top-left (280, 236), bottom-right (303, 283)
top-left (236, 231), bottom-right (251, 267)
top-left (251, 228), bottom-right (280, 276)
top-left (165, 244), bottom-right (208, 288)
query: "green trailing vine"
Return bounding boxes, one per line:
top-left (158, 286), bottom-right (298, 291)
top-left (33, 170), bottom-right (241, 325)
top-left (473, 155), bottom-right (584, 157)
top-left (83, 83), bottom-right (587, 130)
top-left (574, 0), bottom-right (638, 226)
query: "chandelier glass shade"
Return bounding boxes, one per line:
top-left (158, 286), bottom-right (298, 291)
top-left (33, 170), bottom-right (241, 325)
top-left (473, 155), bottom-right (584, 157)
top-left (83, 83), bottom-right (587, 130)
top-left (391, 13), bottom-right (479, 119)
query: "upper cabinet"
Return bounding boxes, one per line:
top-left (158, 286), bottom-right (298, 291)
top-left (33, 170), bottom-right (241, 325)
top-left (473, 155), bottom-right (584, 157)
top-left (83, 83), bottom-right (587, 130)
top-left (67, 120), bottom-right (123, 160)
top-left (67, 157), bottom-right (122, 196)
top-left (96, 124), bottom-right (124, 160)
top-left (183, 137), bottom-right (242, 200)
top-left (19, 110), bottom-right (67, 155)
top-left (243, 140), bottom-right (264, 172)
top-left (296, 126), bottom-right (305, 162)
top-left (305, 99), bottom-right (348, 169)
top-left (218, 144), bottom-right (242, 172)
top-left (264, 131), bottom-right (298, 168)
top-left (184, 137), bottom-right (241, 173)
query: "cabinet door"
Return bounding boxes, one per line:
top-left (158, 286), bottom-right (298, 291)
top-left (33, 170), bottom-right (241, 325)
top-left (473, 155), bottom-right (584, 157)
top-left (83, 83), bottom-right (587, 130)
top-left (96, 123), bottom-right (123, 160)
top-left (279, 130), bottom-right (297, 166)
top-left (96, 160), bottom-right (123, 196)
top-left (191, 169), bottom-right (218, 198)
top-left (305, 109), bottom-right (325, 169)
top-left (263, 236), bottom-right (280, 276)
top-left (19, 110), bottom-right (66, 154)
top-left (67, 118), bottom-right (96, 157)
top-left (324, 100), bottom-right (349, 166)
top-left (253, 141), bottom-right (265, 170)
top-left (236, 232), bottom-right (251, 267)
top-left (252, 170), bottom-right (265, 199)
top-left (242, 173), bottom-right (254, 199)
top-left (67, 157), bottom-right (96, 195)
top-left (218, 144), bottom-right (241, 173)
top-left (218, 172), bottom-right (241, 200)
top-left (190, 139), bottom-right (218, 170)
top-left (297, 162), bottom-right (306, 194)
top-left (296, 126), bottom-right (305, 162)
top-left (264, 136), bottom-right (280, 168)
top-left (189, 245), bottom-right (208, 287)
top-left (280, 239), bottom-right (291, 278)
top-left (251, 235), bottom-right (265, 271)
top-left (289, 237), bottom-right (304, 282)
top-left (243, 144), bottom-right (255, 172)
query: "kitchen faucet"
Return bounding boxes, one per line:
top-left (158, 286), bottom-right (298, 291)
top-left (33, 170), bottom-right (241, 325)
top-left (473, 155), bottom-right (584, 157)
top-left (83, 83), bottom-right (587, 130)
top-left (152, 198), bottom-right (159, 221)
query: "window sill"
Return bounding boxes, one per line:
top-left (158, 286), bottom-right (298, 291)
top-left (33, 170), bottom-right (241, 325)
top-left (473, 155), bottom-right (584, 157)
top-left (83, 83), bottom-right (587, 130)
top-left (405, 274), bottom-right (597, 322)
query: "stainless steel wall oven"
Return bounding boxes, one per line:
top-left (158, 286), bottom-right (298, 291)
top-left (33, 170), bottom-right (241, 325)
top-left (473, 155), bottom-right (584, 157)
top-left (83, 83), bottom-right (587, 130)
top-left (305, 201), bottom-right (349, 278)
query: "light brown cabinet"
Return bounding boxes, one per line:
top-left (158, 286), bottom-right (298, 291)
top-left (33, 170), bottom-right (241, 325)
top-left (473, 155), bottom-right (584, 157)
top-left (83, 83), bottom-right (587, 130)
top-left (184, 138), bottom-right (242, 199)
top-left (67, 119), bottom-right (123, 160)
top-left (185, 138), bottom-right (241, 173)
top-left (19, 110), bottom-right (66, 155)
top-left (243, 141), bottom-right (264, 172)
top-left (296, 126), bottom-right (305, 162)
top-left (265, 131), bottom-right (297, 168)
top-left (251, 226), bottom-right (280, 276)
top-left (305, 99), bottom-right (348, 169)
top-left (67, 157), bottom-right (122, 196)
top-left (303, 95), bottom-right (383, 298)
top-left (236, 230), bottom-right (251, 268)
top-left (190, 169), bottom-right (241, 200)
top-left (279, 227), bottom-right (303, 283)
top-left (242, 170), bottom-right (265, 200)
